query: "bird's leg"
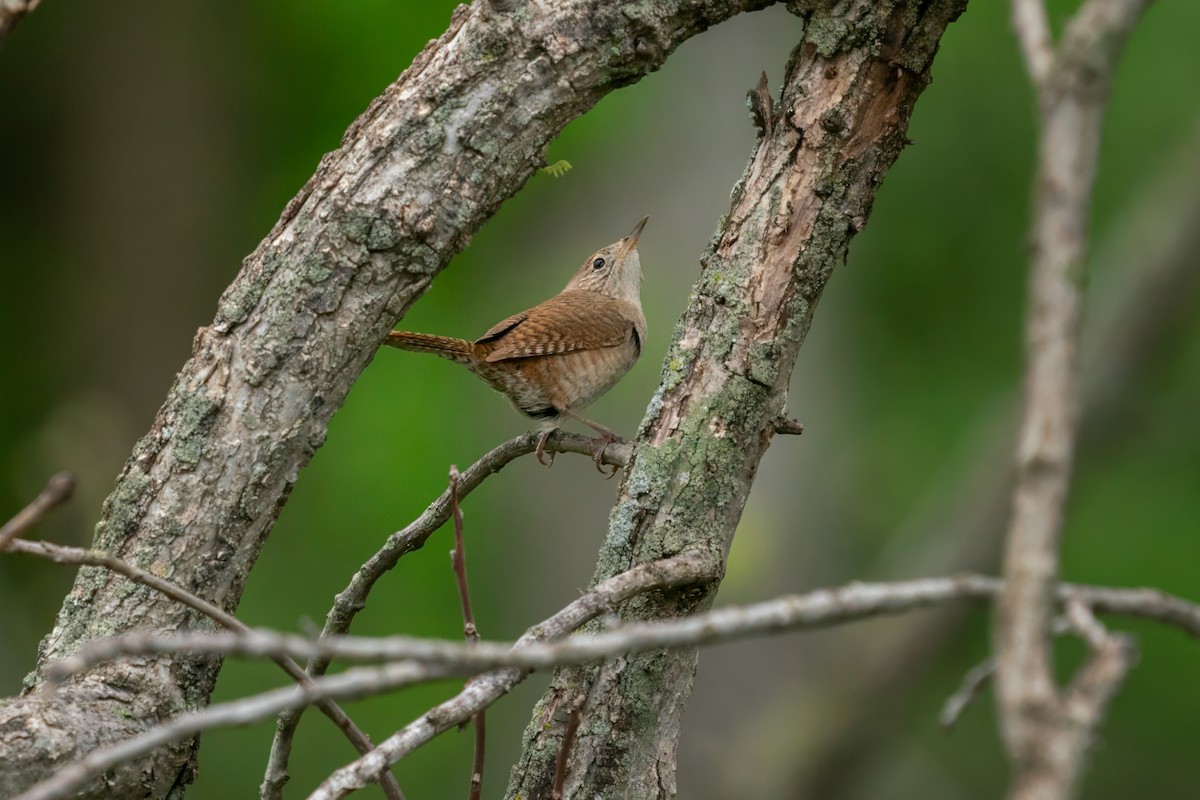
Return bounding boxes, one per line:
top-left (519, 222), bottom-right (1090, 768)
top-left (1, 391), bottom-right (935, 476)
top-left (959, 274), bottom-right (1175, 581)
top-left (557, 408), bottom-right (622, 477)
top-left (534, 428), bottom-right (557, 468)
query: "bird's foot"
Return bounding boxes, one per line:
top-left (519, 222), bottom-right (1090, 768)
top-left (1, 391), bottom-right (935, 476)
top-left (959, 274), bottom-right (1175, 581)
top-left (535, 429), bottom-right (556, 468)
top-left (591, 431), bottom-right (623, 478)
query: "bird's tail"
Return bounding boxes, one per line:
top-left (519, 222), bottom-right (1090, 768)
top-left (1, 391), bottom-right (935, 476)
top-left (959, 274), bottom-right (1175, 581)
top-left (384, 331), bottom-right (476, 365)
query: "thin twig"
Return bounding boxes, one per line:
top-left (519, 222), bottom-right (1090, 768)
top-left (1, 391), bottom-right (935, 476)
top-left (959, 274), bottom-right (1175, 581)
top-left (448, 466), bottom-right (485, 800)
top-left (265, 431), bottom-right (629, 789)
top-left (0, 471), bottom-right (75, 549)
top-left (1010, 0), bottom-right (1054, 85)
top-left (3, 535), bottom-right (403, 800)
top-left (20, 552), bottom-right (716, 800)
top-left (771, 417), bottom-right (804, 436)
top-left (301, 568), bottom-right (1181, 800)
top-left (941, 617), bottom-right (1074, 732)
top-left (940, 658), bottom-right (996, 731)
top-left (449, 466), bottom-right (479, 644)
top-left (304, 551), bottom-right (719, 800)
top-left (44, 574), bottom-right (1200, 683)
top-left (552, 690), bottom-right (589, 799)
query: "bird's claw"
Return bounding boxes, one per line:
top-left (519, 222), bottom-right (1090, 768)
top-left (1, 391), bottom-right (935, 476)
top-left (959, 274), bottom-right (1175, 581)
top-left (592, 434), bottom-right (622, 478)
top-left (535, 430), bottom-right (556, 468)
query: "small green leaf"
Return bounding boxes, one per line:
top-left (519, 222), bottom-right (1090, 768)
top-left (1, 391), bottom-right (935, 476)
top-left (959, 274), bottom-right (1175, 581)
top-left (540, 159), bottom-right (573, 178)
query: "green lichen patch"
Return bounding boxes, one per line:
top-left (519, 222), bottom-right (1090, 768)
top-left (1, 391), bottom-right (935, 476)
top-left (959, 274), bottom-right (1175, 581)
top-left (168, 391), bottom-right (222, 472)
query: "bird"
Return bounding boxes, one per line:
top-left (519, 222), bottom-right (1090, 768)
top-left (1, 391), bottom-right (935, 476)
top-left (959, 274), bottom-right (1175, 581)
top-left (384, 217), bottom-right (649, 473)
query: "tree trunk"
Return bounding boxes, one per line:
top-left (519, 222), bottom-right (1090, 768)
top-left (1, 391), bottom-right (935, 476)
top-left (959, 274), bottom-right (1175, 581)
top-left (504, 1), bottom-right (967, 797)
top-left (0, 1), bottom-right (805, 796)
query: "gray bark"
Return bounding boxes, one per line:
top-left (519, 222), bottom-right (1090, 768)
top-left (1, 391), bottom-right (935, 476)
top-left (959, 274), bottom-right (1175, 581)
top-left (503, 1), bottom-right (968, 797)
top-left (0, 1), bottom-right (793, 796)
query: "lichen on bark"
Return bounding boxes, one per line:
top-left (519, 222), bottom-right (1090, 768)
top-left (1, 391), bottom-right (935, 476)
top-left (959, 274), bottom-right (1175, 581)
top-left (504, 2), bottom-right (968, 797)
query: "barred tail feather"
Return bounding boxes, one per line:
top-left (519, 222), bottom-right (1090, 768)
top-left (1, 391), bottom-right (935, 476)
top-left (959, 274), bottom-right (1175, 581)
top-left (384, 331), bottom-right (477, 364)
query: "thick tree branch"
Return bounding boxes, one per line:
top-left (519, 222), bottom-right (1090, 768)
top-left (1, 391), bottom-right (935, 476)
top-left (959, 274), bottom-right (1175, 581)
top-left (505, 3), bottom-right (967, 798)
top-left (2, 498), bottom-right (405, 800)
top-left (0, 2), bottom-right (783, 796)
top-left (996, 1), bottom-right (1154, 798)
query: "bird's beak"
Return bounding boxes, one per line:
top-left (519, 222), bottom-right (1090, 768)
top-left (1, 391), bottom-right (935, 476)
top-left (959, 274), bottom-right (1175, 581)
top-left (617, 216), bottom-right (649, 259)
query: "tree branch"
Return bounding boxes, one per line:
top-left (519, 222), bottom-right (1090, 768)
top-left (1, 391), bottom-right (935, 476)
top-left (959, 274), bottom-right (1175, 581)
top-left (791, 117), bottom-right (1200, 798)
top-left (0, 472), bottom-right (74, 549)
top-left (996, 1), bottom-right (1155, 798)
top-left (2, 500), bottom-right (405, 800)
top-left (42, 575), bottom-right (1200, 681)
top-left (0, 2), bottom-right (780, 795)
top-left (263, 431), bottom-right (628, 792)
top-left (1010, 0), bottom-right (1054, 85)
top-left (505, 2), bottom-right (968, 797)
top-left (24, 569), bottom-right (1195, 800)
top-left (16, 551), bottom-right (716, 800)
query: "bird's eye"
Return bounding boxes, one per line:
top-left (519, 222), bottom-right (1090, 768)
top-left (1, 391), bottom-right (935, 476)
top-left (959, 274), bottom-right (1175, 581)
top-left (592, 258), bottom-right (606, 270)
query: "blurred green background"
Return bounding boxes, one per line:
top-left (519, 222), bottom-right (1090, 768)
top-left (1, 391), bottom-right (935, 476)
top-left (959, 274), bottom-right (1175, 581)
top-left (1, 1), bottom-right (1198, 798)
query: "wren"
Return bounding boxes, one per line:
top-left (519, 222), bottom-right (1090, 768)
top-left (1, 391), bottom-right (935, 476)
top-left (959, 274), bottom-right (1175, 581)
top-left (384, 217), bottom-right (649, 471)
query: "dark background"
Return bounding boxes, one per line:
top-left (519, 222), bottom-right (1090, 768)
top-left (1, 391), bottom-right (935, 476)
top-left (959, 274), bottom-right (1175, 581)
top-left (1, 1), bottom-right (1198, 797)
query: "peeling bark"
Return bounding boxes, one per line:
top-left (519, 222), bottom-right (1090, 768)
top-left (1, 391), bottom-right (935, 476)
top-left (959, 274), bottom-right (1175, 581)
top-left (504, 2), bottom-right (967, 797)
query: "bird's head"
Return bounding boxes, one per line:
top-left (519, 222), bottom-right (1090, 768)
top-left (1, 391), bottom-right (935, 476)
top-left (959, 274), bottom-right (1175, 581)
top-left (564, 216), bottom-right (648, 304)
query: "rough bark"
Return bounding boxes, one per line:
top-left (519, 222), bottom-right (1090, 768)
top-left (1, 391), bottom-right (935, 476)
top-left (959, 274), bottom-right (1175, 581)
top-left (503, 1), bottom-right (967, 798)
top-left (0, 1), bottom-right (796, 796)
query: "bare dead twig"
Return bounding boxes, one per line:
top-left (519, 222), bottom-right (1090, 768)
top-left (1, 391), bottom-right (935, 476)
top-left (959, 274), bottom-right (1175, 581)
top-left (18, 551), bottom-right (715, 800)
top-left (0, 472), bottom-right (75, 549)
top-left (941, 617), bottom-right (1074, 732)
top-left (940, 658), bottom-right (997, 731)
top-left (264, 431), bottom-right (629, 788)
top-left (448, 466), bottom-right (485, 800)
top-left (552, 690), bottom-right (589, 799)
top-left (26, 564), bottom-right (1187, 800)
top-left (771, 416), bottom-right (804, 436)
top-left (48, 573), bottom-right (1200, 687)
top-left (996, 1), bottom-right (1156, 798)
top-left (306, 551), bottom-right (719, 800)
top-left (449, 466), bottom-right (479, 644)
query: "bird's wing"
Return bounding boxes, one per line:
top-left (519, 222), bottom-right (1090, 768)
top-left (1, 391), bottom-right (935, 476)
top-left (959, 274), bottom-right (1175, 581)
top-left (481, 291), bottom-right (633, 362)
top-left (476, 310), bottom-right (530, 343)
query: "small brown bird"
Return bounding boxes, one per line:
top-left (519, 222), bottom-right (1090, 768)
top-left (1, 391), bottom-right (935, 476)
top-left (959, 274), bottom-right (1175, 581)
top-left (385, 217), bottom-right (648, 471)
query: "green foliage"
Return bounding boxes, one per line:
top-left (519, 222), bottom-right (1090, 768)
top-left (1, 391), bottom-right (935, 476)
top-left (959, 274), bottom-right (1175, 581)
top-left (540, 160), bottom-right (574, 178)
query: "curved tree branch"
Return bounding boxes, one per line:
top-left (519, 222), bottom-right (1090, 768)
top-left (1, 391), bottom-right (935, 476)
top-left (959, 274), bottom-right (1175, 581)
top-left (0, 1), bottom-right (791, 796)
